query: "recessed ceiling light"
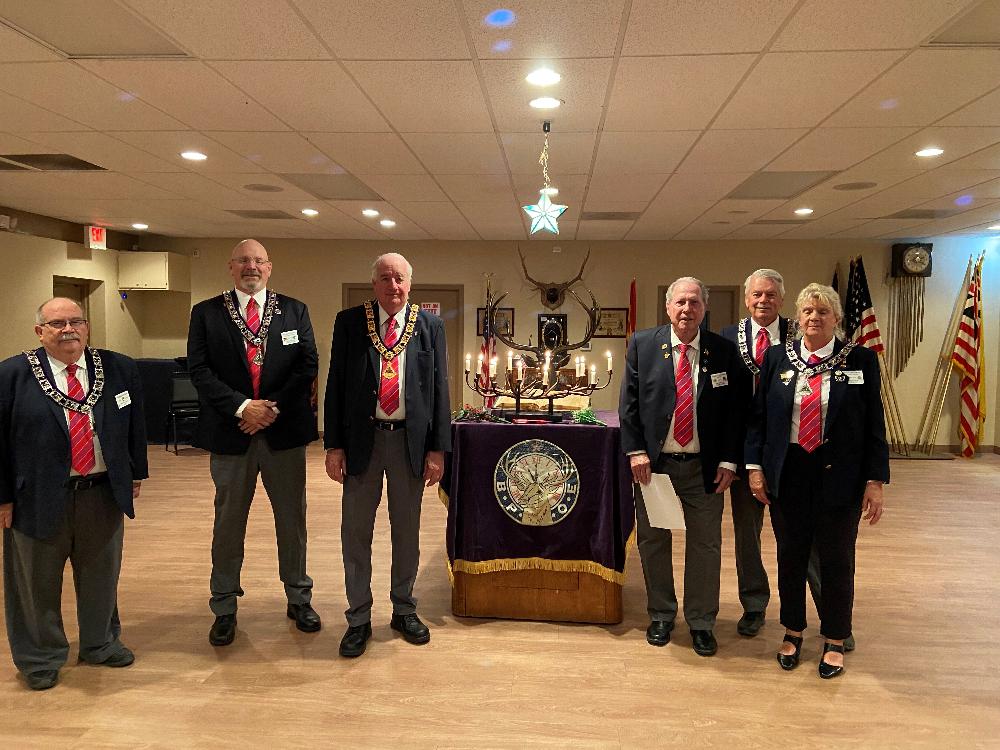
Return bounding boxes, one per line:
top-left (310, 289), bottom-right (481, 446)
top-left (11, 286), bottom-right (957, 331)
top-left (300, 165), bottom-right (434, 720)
top-left (540, 186), bottom-right (559, 196)
top-left (380, 219), bottom-right (396, 228)
top-left (301, 208), bottom-right (319, 217)
top-left (794, 207), bottom-right (814, 216)
top-left (180, 150), bottom-right (207, 161)
top-left (526, 68), bottom-right (560, 86)
top-left (362, 208), bottom-right (380, 217)
top-left (988, 224), bottom-right (1000, 230)
top-left (131, 223), bottom-right (148, 230)
top-left (529, 97), bottom-right (561, 109)
top-left (915, 147), bottom-right (944, 157)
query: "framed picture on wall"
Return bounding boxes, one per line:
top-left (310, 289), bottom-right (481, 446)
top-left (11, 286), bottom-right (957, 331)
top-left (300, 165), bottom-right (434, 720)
top-left (537, 313), bottom-right (568, 349)
top-left (594, 308), bottom-right (628, 338)
top-left (477, 307), bottom-right (514, 337)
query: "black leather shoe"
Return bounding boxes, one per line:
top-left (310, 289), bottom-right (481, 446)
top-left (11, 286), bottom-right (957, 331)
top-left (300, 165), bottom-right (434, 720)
top-left (209, 614), bottom-right (237, 647)
top-left (646, 620), bottom-right (672, 647)
top-left (691, 629), bottom-right (718, 656)
top-left (97, 646), bottom-right (135, 668)
top-left (390, 613), bottom-right (430, 645)
top-left (737, 611), bottom-right (766, 637)
top-left (339, 622), bottom-right (372, 657)
top-left (287, 603), bottom-right (322, 633)
top-left (25, 670), bottom-right (59, 691)
top-left (776, 633), bottom-right (803, 670)
top-left (819, 642), bottom-right (846, 679)
top-left (844, 634), bottom-right (856, 652)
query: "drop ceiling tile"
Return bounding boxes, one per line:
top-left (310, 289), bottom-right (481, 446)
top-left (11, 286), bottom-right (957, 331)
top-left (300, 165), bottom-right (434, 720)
top-left (0, 23), bottom-right (62, 61)
top-left (938, 87), bottom-right (1000, 127)
top-left (130, 172), bottom-right (261, 206)
top-left (207, 173), bottom-right (318, 201)
top-left (0, 132), bottom-right (47, 152)
top-left (0, 62), bottom-right (185, 130)
top-left (456, 201), bottom-right (525, 239)
top-left (714, 51), bottom-right (903, 129)
top-left (465, 0), bottom-right (626, 59)
top-left (594, 131), bottom-right (698, 175)
top-left (123, 0), bottom-right (330, 59)
top-left (258, 201), bottom-right (384, 238)
top-left (351, 174), bottom-right (445, 203)
top-left (0, 90), bottom-right (89, 132)
top-left (761, 169), bottom-right (922, 218)
top-left (501, 132), bottom-right (596, 174)
top-left (586, 174), bottom-right (668, 206)
top-left (436, 174), bottom-right (513, 203)
top-left (303, 133), bottom-right (425, 175)
top-left (624, 0), bottom-right (798, 55)
top-left (79, 60), bottom-right (289, 131)
top-left (895, 204), bottom-right (1000, 236)
top-left (679, 129), bottom-right (808, 173)
top-left (775, 213), bottom-right (868, 239)
top-left (512, 173), bottom-right (588, 204)
top-left (653, 172), bottom-right (754, 204)
top-left (767, 127), bottom-right (918, 171)
top-left (772, 0), bottom-right (976, 51)
top-left (834, 218), bottom-right (928, 238)
top-left (938, 141), bottom-right (1000, 171)
top-left (580, 200), bottom-right (647, 215)
top-left (393, 202), bottom-right (480, 240)
top-left (110, 131), bottom-right (266, 173)
top-left (20, 131), bottom-right (180, 172)
top-left (209, 132), bottom-right (342, 174)
top-left (852, 127), bottom-right (1000, 173)
top-left (605, 55), bottom-right (755, 131)
top-left (480, 58), bottom-right (613, 132)
top-left (293, 0), bottom-right (468, 59)
top-left (346, 61), bottom-right (492, 133)
top-left (627, 201), bottom-right (716, 239)
top-left (575, 219), bottom-right (634, 240)
top-left (402, 133), bottom-right (506, 174)
top-left (825, 49), bottom-right (1000, 127)
top-left (724, 223), bottom-right (799, 240)
top-left (210, 62), bottom-right (390, 132)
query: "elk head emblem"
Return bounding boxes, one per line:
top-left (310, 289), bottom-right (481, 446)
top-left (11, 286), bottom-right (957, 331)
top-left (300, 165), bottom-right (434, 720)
top-left (518, 245), bottom-right (591, 311)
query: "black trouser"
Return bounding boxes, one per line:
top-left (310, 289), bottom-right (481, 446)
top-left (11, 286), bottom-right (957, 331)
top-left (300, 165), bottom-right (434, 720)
top-left (770, 445), bottom-right (862, 640)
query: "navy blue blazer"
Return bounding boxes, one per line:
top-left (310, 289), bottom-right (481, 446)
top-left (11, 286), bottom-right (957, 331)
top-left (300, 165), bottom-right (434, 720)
top-left (619, 326), bottom-right (746, 494)
top-left (324, 303), bottom-right (451, 478)
top-left (0, 348), bottom-right (148, 540)
top-left (744, 338), bottom-right (890, 506)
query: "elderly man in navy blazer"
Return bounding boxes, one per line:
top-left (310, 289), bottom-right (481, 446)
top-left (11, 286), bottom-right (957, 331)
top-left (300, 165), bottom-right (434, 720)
top-left (0, 297), bottom-right (147, 690)
top-left (620, 277), bottom-right (746, 657)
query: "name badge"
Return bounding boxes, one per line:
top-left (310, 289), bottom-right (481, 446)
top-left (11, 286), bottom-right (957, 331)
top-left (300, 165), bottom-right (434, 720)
top-left (115, 390), bottom-right (131, 408)
top-left (845, 370), bottom-right (864, 385)
top-left (281, 330), bottom-right (299, 345)
top-left (710, 372), bottom-right (728, 388)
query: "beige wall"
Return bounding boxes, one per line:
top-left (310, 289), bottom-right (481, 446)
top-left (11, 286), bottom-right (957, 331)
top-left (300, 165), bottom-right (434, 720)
top-left (136, 235), bottom-right (999, 451)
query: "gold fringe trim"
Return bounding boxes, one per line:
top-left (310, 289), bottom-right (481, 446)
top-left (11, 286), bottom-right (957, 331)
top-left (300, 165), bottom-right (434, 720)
top-left (449, 556), bottom-right (625, 585)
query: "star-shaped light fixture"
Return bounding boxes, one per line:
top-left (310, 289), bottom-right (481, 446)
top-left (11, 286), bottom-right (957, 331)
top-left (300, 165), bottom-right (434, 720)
top-left (523, 192), bottom-right (568, 235)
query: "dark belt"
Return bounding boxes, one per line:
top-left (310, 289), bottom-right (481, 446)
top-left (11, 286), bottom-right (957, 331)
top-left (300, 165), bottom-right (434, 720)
top-left (67, 473), bottom-right (109, 491)
top-left (374, 420), bottom-right (406, 432)
top-left (662, 452), bottom-right (700, 462)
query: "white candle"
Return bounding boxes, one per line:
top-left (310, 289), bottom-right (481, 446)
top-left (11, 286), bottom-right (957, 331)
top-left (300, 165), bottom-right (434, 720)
top-left (544, 349), bottom-right (551, 367)
top-left (507, 350), bottom-right (513, 373)
top-left (465, 353), bottom-right (471, 372)
top-left (489, 357), bottom-right (497, 378)
top-left (477, 353), bottom-right (484, 373)
top-left (582, 356), bottom-right (587, 378)
top-left (590, 364), bottom-right (597, 382)
top-left (542, 364), bottom-right (550, 385)
top-left (606, 351), bottom-right (613, 371)
top-left (515, 356), bottom-right (523, 381)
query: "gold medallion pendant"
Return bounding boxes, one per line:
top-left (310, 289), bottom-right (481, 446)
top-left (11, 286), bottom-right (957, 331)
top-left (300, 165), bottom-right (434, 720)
top-left (382, 361), bottom-right (396, 379)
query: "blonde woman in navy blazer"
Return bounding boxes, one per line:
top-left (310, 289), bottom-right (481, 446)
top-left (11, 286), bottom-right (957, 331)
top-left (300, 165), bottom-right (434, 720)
top-left (744, 283), bottom-right (888, 679)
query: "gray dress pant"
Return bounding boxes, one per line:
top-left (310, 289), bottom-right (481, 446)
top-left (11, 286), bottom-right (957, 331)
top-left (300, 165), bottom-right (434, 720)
top-left (3, 483), bottom-right (125, 675)
top-left (634, 455), bottom-right (724, 631)
top-left (729, 468), bottom-right (770, 615)
top-left (341, 427), bottom-right (424, 627)
top-left (209, 435), bottom-right (312, 615)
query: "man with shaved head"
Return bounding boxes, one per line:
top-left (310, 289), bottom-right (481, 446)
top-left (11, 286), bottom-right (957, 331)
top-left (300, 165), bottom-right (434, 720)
top-left (325, 252), bottom-right (451, 658)
top-left (187, 238), bottom-right (320, 647)
top-left (0, 298), bottom-right (147, 690)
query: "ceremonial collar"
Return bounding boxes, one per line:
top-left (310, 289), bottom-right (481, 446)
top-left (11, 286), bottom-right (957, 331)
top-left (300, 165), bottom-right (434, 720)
top-left (223, 289), bottom-right (277, 347)
top-left (365, 299), bottom-right (418, 361)
top-left (737, 316), bottom-right (788, 376)
top-left (24, 347), bottom-right (104, 414)
top-left (785, 336), bottom-right (855, 377)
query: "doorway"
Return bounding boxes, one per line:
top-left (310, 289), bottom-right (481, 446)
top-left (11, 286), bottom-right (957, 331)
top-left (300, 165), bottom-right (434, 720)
top-left (657, 284), bottom-right (740, 332)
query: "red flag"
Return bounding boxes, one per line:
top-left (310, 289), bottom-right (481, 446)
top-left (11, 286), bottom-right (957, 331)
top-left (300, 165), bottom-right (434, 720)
top-left (951, 255), bottom-right (985, 457)
top-left (626, 278), bottom-right (636, 344)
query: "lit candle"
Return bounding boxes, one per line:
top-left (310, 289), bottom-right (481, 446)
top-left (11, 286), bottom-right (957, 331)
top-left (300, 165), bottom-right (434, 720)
top-left (507, 349), bottom-right (513, 373)
top-left (590, 363), bottom-right (597, 382)
top-left (515, 356), bottom-right (523, 381)
top-left (489, 357), bottom-right (497, 378)
top-left (606, 350), bottom-right (613, 371)
top-left (542, 363), bottom-right (550, 385)
top-left (477, 353), bottom-right (484, 373)
top-left (582, 356), bottom-right (587, 378)
top-left (544, 349), bottom-right (551, 367)
top-left (465, 353), bottom-right (471, 372)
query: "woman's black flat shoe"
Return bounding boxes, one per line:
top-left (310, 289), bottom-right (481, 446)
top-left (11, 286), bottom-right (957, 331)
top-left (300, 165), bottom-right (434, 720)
top-left (819, 642), bottom-right (846, 679)
top-left (776, 633), bottom-right (803, 671)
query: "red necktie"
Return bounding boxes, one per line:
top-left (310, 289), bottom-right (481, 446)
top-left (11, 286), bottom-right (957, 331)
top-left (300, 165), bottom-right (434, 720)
top-left (378, 318), bottom-right (400, 417)
top-left (65, 364), bottom-right (96, 476)
top-left (246, 297), bottom-right (261, 398)
top-left (754, 327), bottom-right (770, 388)
top-left (798, 354), bottom-right (823, 453)
top-left (673, 343), bottom-right (694, 447)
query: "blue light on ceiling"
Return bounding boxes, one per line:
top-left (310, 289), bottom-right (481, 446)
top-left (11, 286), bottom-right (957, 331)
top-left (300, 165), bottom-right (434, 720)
top-left (492, 39), bottom-right (512, 52)
top-left (484, 9), bottom-right (516, 27)
top-left (955, 194), bottom-right (974, 206)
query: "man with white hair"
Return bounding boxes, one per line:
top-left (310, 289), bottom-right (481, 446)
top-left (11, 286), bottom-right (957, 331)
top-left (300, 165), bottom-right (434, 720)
top-left (325, 252), bottom-right (451, 658)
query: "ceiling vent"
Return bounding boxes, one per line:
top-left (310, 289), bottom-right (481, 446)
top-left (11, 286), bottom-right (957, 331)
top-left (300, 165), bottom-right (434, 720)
top-left (226, 210), bottom-right (298, 220)
top-left (885, 208), bottom-right (960, 220)
top-left (727, 171), bottom-right (839, 200)
top-left (579, 211), bottom-right (641, 221)
top-left (0, 153), bottom-right (105, 171)
top-left (751, 219), bottom-right (811, 225)
top-left (926, 1), bottom-right (1000, 47)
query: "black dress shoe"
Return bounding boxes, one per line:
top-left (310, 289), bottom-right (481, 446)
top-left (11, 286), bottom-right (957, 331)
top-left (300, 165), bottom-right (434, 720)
top-left (737, 611), bottom-right (766, 637)
top-left (339, 622), bottom-right (372, 658)
top-left (691, 629), bottom-right (718, 656)
top-left (25, 670), bottom-right (59, 691)
top-left (776, 633), bottom-right (803, 671)
top-left (646, 620), bottom-right (672, 647)
top-left (819, 642), bottom-right (846, 679)
top-left (287, 603), bottom-right (322, 633)
top-left (390, 613), bottom-right (430, 645)
top-left (97, 646), bottom-right (135, 668)
top-left (209, 614), bottom-right (237, 647)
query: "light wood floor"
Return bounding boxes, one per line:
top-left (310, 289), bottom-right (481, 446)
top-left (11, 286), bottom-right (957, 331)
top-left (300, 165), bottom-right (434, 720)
top-left (1, 446), bottom-right (998, 749)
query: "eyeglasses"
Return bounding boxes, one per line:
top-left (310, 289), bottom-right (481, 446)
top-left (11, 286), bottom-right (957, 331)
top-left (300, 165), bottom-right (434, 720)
top-left (41, 319), bottom-right (88, 330)
top-left (232, 256), bottom-right (271, 266)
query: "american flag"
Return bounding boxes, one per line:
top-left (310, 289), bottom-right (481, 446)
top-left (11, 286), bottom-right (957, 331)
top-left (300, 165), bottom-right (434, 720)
top-left (951, 255), bottom-right (985, 457)
top-left (626, 278), bottom-right (636, 344)
top-left (844, 256), bottom-right (884, 352)
top-left (479, 316), bottom-right (496, 409)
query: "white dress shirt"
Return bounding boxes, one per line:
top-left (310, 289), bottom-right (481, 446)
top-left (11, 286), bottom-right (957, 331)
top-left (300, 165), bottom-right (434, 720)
top-left (46, 353), bottom-right (107, 475)
top-left (375, 304), bottom-right (408, 420)
top-left (750, 317), bottom-right (782, 348)
top-left (233, 287), bottom-right (268, 418)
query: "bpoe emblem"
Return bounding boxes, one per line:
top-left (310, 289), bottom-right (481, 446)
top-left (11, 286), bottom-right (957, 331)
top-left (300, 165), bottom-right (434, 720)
top-left (494, 439), bottom-right (580, 526)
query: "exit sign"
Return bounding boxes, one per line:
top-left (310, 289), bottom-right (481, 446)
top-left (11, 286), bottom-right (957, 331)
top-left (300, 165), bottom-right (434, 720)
top-left (85, 225), bottom-right (107, 250)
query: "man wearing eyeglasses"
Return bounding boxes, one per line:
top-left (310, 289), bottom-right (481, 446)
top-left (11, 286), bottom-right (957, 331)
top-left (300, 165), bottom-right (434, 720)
top-left (187, 239), bottom-right (320, 647)
top-left (0, 297), bottom-right (147, 690)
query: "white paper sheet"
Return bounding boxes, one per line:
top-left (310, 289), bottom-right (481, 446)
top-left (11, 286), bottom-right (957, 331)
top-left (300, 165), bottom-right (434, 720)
top-left (640, 474), bottom-right (686, 530)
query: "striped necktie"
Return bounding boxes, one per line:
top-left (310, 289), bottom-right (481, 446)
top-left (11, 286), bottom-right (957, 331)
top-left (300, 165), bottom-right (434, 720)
top-left (246, 296), bottom-right (261, 398)
top-left (673, 343), bottom-right (694, 447)
top-left (378, 318), bottom-right (400, 416)
top-left (65, 363), bottom-right (96, 476)
top-left (798, 354), bottom-right (823, 453)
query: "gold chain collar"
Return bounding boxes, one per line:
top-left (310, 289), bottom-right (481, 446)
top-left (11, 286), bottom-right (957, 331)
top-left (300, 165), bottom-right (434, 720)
top-left (785, 337), bottom-right (857, 378)
top-left (24, 347), bottom-right (105, 414)
top-left (223, 289), bottom-right (277, 348)
top-left (365, 300), bottom-right (418, 361)
top-left (737, 318), bottom-right (791, 376)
